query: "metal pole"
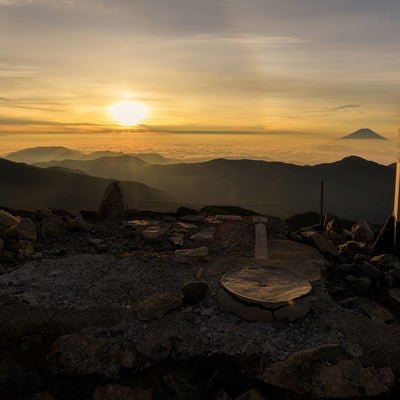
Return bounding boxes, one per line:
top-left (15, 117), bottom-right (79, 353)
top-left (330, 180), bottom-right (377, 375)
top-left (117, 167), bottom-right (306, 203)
top-left (394, 162), bottom-right (400, 253)
top-left (320, 180), bottom-right (324, 226)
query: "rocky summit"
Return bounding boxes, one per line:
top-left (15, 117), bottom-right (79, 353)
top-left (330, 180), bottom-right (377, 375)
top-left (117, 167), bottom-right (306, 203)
top-left (0, 206), bottom-right (400, 399)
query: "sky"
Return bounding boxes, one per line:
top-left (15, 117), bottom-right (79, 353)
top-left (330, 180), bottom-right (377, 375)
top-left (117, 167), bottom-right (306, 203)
top-left (0, 0), bottom-right (399, 162)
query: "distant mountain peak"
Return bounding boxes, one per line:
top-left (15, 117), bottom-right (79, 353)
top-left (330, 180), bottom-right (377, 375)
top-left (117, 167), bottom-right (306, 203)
top-left (340, 128), bottom-right (387, 140)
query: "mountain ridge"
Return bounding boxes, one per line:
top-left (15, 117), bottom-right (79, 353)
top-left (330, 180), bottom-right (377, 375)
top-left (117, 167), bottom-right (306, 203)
top-left (27, 154), bottom-right (395, 222)
top-left (0, 158), bottom-right (180, 211)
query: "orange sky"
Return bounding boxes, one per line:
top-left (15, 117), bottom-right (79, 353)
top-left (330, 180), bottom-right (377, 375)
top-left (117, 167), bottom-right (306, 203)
top-left (0, 0), bottom-right (399, 146)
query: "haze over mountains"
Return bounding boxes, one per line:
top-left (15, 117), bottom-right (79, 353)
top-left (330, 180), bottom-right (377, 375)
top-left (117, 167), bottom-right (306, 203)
top-left (0, 158), bottom-right (179, 211)
top-left (2, 146), bottom-right (396, 222)
top-left (6, 146), bottom-right (178, 165)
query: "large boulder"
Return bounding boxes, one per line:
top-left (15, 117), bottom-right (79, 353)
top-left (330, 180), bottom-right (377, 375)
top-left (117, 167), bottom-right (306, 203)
top-left (352, 221), bottom-right (374, 242)
top-left (300, 231), bottom-right (338, 256)
top-left (35, 209), bottom-right (66, 239)
top-left (0, 210), bottom-right (20, 229)
top-left (15, 218), bottom-right (37, 242)
top-left (261, 344), bottom-right (393, 398)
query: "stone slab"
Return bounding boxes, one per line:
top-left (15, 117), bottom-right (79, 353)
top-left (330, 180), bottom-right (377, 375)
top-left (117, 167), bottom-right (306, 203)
top-left (221, 266), bottom-right (312, 306)
top-left (254, 223), bottom-right (268, 259)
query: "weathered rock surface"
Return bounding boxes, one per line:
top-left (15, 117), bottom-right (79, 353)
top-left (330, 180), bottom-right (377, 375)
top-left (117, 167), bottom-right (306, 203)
top-left (352, 220), bottom-right (375, 242)
top-left (136, 292), bottom-right (182, 320)
top-left (92, 384), bottom-right (153, 400)
top-left (48, 333), bottom-right (137, 378)
top-left (15, 218), bottom-right (37, 241)
top-left (371, 253), bottom-right (400, 271)
top-left (300, 230), bottom-right (339, 256)
top-left (267, 239), bottom-right (328, 281)
top-left (190, 228), bottom-right (215, 241)
top-left (180, 215), bottom-right (204, 223)
top-left (0, 209), bottom-right (20, 228)
top-left (182, 281), bottom-right (208, 305)
top-left (142, 225), bottom-right (169, 241)
top-left (175, 246), bottom-right (209, 257)
top-left (261, 344), bottom-right (394, 398)
top-left (217, 288), bottom-right (274, 322)
top-left (37, 209), bottom-right (66, 239)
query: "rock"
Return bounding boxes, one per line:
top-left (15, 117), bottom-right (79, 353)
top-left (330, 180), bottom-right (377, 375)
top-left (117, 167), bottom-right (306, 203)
top-left (125, 219), bottom-right (155, 228)
top-left (388, 288), bottom-right (400, 313)
top-left (0, 209), bottom-right (20, 228)
top-left (37, 210), bottom-right (66, 239)
top-left (235, 389), bottom-right (267, 400)
top-left (343, 228), bottom-right (352, 239)
top-left (15, 218), bottom-right (37, 241)
top-left (340, 298), bottom-right (394, 323)
top-left (261, 344), bottom-right (394, 398)
top-left (371, 254), bottom-right (400, 271)
top-left (273, 296), bottom-right (312, 322)
top-left (353, 253), bottom-right (371, 263)
top-left (325, 217), bottom-right (342, 233)
top-left (338, 240), bottom-right (368, 257)
top-left (182, 281), bottom-right (208, 305)
top-left (217, 288), bottom-right (274, 322)
top-left (352, 220), bottom-right (374, 242)
top-left (216, 215), bottom-right (243, 221)
top-left (385, 268), bottom-right (400, 288)
top-left (357, 262), bottom-right (381, 278)
top-left (180, 215), bottom-right (205, 223)
top-left (169, 233), bottom-right (184, 246)
top-left (176, 206), bottom-right (197, 217)
top-left (175, 221), bottom-right (198, 231)
top-left (88, 238), bottom-right (108, 252)
top-left (175, 247), bottom-right (209, 257)
top-left (48, 333), bottom-right (137, 379)
top-left (92, 384), bottom-right (153, 400)
top-left (142, 225), bottom-right (169, 241)
top-left (190, 228), bottom-right (215, 241)
top-left (33, 392), bottom-right (55, 400)
top-left (254, 223), bottom-right (268, 259)
top-left (136, 292), bottom-right (182, 320)
top-left (346, 275), bottom-right (371, 294)
top-left (18, 240), bottom-right (35, 257)
top-left (99, 181), bottom-right (127, 221)
top-left (340, 262), bottom-right (381, 278)
top-left (0, 238), bottom-right (3, 252)
top-left (300, 231), bottom-right (338, 256)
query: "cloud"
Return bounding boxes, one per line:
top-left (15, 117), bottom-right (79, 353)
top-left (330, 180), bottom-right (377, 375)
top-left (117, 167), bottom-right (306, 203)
top-left (0, 0), bottom-right (72, 5)
top-left (331, 104), bottom-right (361, 111)
top-left (176, 33), bottom-right (308, 46)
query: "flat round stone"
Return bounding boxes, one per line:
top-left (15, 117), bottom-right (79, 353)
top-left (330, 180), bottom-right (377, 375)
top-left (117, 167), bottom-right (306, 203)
top-left (221, 266), bottom-right (312, 306)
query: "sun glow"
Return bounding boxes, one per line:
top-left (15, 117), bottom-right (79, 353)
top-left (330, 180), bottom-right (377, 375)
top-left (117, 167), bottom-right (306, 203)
top-left (108, 100), bottom-right (148, 126)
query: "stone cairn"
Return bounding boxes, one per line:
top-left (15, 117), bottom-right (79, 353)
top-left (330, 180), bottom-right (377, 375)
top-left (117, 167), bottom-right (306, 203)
top-left (99, 181), bottom-right (128, 222)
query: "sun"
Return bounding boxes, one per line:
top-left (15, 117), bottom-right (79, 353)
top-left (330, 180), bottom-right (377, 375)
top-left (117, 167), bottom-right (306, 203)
top-left (108, 100), bottom-right (148, 126)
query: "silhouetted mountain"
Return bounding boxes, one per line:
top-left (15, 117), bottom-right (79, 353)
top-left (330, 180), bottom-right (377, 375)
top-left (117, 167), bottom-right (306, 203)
top-left (34, 155), bottom-right (395, 222)
top-left (5, 146), bottom-right (178, 164)
top-left (339, 128), bottom-right (387, 140)
top-left (6, 146), bottom-right (83, 163)
top-left (0, 158), bottom-right (179, 211)
top-left (35, 155), bottom-right (149, 180)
